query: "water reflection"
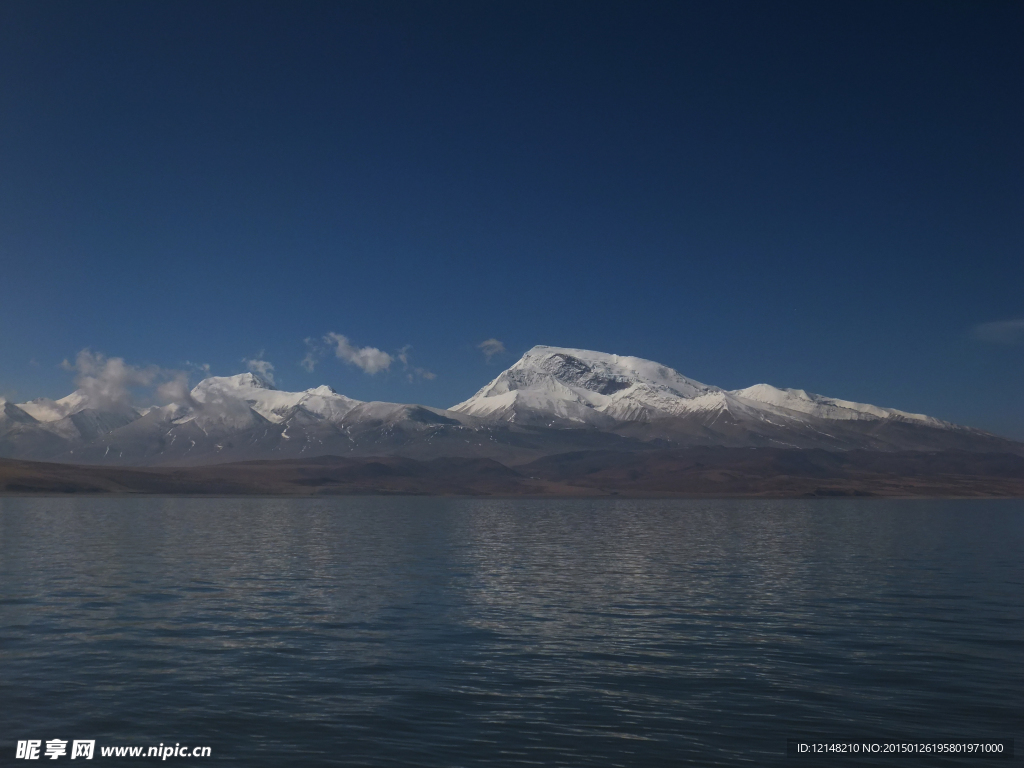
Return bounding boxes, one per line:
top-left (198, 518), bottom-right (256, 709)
top-left (1, 496), bottom-right (1021, 767)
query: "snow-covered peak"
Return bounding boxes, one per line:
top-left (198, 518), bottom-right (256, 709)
top-left (189, 374), bottom-right (360, 424)
top-left (730, 383), bottom-right (952, 428)
top-left (2, 399), bottom-right (40, 425)
top-left (452, 345), bottom-right (720, 424)
top-left (516, 346), bottom-right (716, 398)
top-left (191, 373), bottom-right (274, 398)
top-left (451, 346), bottom-right (967, 434)
top-left (293, 387), bottom-right (361, 422)
top-left (17, 390), bottom-right (89, 422)
top-left (307, 384), bottom-right (337, 396)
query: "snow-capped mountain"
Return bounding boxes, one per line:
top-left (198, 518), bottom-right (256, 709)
top-left (17, 390), bottom-right (90, 422)
top-left (730, 383), bottom-right (949, 427)
top-left (2, 389), bottom-right (141, 450)
top-left (1, 347), bottom-right (1020, 466)
top-left (189, 373), bottom-right (361, 424)
top-left (2, 373), bottom-right (532, 466)
top-left (451, 346), bottom-right (721, 425)
top-left (453, 346), bottom-right (950, 426)
top-left (453, 346), bottom-right (1006, 453)
top-left (0, 398), bottom-right (71, 459)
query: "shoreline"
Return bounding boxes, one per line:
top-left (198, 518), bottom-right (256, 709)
top-left (3, 448), bottom-right (1023, 500)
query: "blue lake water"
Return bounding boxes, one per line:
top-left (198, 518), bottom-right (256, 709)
top-left (1, 497), bottom-right (1021, 766)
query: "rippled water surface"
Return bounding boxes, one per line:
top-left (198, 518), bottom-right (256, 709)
top-left (1, 497), bottom-right (1021, 766)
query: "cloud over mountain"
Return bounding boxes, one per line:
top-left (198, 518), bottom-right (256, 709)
top-left (398, 345), bottom-right (435, 382)
top-left (479, 338), bottom-right (505, 362)
top-left (61, 350), bottom-right (160, 411)
top-left (324, 333), bottom-right (393, 374)
top-left (244, 356), bottom-right (276, 385)
top-left (5, 344), bottom-right (1022, 467)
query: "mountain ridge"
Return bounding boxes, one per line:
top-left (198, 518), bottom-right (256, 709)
top-left (1, 345), bottom-right (1020, 466)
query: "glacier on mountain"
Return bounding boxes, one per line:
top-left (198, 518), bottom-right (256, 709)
top-left (451, 345), bottom-right (954, 430)
top-left (2, 345), bottom-right (1018, 466)
top-left (451, 346), bottom-right (722, 425)
top-left (17, 391), bottom-right (90, 422)
top-left (189, 373), bottom-right (362, 424)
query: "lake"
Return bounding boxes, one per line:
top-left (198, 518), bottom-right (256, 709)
top-left (1, 497), bottom-right (1020, 766)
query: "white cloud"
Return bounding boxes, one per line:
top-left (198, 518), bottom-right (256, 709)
top-left (156, 369), bottom-right (254, 425)
top-left (405, 367), bottom-right (436, 382)
top-left (324, 333), bottom-right (393, 374)
top-left (62, 349), bottom-right (159, 411)
top-left (244, 355), bottom-right (276, 386)
top-left (57, 349), bottom-right (268, 423)
top-left (300, 338), bottom-right (321, 372)
top-left (394, 344), bottom-right (435, 382)
top-left (155, 371), bottom-right (194, 406)
top-left (973, 318), bottom-right (1024, 345)
top-left (478, 338), bottom-right (506, 362)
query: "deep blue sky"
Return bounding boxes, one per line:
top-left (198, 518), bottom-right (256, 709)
top-left (1, 1), bottom-right (1022, 437)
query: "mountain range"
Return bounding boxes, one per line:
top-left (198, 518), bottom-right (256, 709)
top-left (2, 345), bottom-right (1021, 467)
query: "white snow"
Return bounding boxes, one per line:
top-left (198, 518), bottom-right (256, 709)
top-left (190, 374), bottom-right (362, 424)
top-left (6, 350), bottom-right (972, 463)
top-left (17, 390), bottom-right (89, 422)
top-left (452, 345), bottom-right (958, 432)
top-left (452, 345), bottom-right (721, 425)
top-left (730, 383), bottom-right (951, 428)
